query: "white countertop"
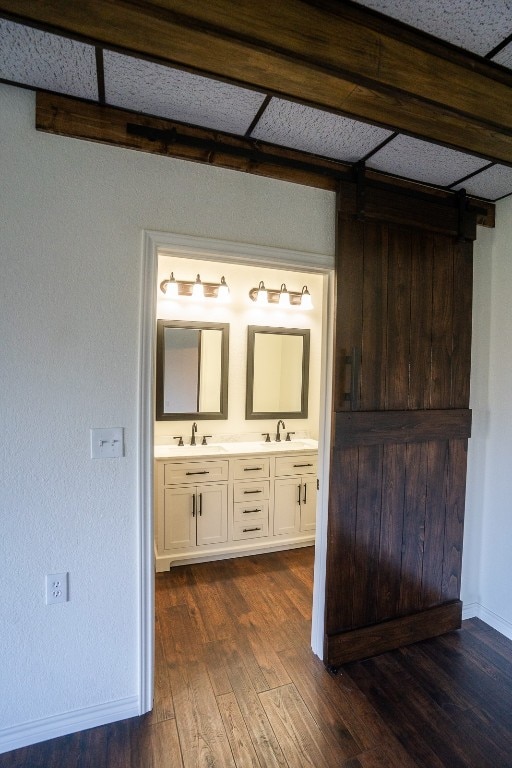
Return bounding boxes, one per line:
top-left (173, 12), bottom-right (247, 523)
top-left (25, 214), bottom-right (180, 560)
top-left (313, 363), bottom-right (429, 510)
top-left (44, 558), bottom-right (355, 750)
top-left (154, 438), bottom-right (318, 459)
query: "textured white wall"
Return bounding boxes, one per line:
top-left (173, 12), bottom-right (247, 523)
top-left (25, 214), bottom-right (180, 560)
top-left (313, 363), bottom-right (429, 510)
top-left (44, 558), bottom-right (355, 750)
top-left (0, 83), bottom-right (333, 740)
top-left (477, 196), bottom-right (512, 630)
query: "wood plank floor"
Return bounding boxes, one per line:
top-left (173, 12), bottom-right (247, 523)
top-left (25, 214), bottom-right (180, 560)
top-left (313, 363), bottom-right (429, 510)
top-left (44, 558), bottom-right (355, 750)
top-left (3, 547), bottom-right (512, 767)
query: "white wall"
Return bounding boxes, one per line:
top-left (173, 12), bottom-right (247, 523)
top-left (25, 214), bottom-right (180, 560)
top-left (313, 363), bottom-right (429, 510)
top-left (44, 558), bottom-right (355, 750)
top-left (462, 225), bottom-right (494, 609)
top-left (156, 256), bottom-right (325, 442)
top-left (475, 197), bottom-right (512, 635)
top-left (0, 84), bottom-right (333, 751)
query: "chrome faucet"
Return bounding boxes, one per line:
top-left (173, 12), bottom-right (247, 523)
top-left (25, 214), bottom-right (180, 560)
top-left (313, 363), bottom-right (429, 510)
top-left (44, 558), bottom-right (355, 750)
top-left (190, 422), bottom-right (198, 446)
top-left (276, 419), bottom-right (286, 442)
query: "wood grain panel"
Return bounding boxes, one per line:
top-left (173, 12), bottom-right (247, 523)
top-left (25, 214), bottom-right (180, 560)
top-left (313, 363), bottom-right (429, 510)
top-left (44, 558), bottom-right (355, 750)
top-left (334, 409), bottom-right (472, 447)
top-left (377, 444), bottom-right (407, 622)
top-left (409, 231), bottom-right (434, 410)
top-left (361, 223), bottom-right (388, 411)
top-left (421, 441), bottom-right (449, 608)
top-left (352, 445), bottom-right (383, 629)
top-left (398, 443), bottom-right (428, 615)
top-left (442, 440), bottom-right (468, 602)
top-left (451, 241), bottom-right (473, 408)
top-left (334, 208), bottom-right (364, 411)
top-left (431, 235), bottom-right (455, 409)
top-left (385, 227), bottom-right (412, 410)
top-left (324, 601), bottom-right (462, 666)
top-left (325, 447), bottom-right (359, 636)
top-left (338, 181), bottom-right (478, 239)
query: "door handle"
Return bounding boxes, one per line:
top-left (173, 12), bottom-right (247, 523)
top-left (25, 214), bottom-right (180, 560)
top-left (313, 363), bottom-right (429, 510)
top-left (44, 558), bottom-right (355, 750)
top-left (298, 484), bottom-right (302, 505)
top-left (192, 494), bottom-right (196, 518)
top-left (198, 492), bottom-right (202, 516)
top-left (303, 483), bottom-right (307, 504)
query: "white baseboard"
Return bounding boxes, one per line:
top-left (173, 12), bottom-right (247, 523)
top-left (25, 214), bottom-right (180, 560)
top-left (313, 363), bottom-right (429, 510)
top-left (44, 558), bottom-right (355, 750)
top-left (0, 696), bottom-right (139, 755)
top-left (462, 601), bottom-right (512, 641)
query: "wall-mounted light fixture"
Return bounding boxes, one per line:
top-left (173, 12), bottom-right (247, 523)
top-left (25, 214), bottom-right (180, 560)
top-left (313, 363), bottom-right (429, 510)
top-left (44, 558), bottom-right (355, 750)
top-left (249, 282), bottom-right (313, 309)
top-left (160, 272), bottom-right (230, 301)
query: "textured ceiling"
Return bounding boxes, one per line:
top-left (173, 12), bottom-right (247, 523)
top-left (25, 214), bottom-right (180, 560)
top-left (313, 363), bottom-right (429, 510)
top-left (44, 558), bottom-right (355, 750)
top-left (1, 5), bottom-right (512, 202)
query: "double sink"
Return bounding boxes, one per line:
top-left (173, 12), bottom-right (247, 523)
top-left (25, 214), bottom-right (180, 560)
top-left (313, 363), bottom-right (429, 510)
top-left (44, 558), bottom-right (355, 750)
top-left (154, 438), bottom-right (318, 459)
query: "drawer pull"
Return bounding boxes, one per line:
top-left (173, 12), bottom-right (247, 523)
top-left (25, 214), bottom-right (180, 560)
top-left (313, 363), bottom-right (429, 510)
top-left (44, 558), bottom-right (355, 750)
top-left (293, 463), bottom-right (313, 468)
top-left (243, 489), bottom-right (262, 494)
top-left (243, 508), bottom-right (261, 514)
top-left (244, 466), bottom-right (263, 472)
top-left (243, 527), bottom-right (261, 533)
top-left (186, 470), bottom-right (209, 475)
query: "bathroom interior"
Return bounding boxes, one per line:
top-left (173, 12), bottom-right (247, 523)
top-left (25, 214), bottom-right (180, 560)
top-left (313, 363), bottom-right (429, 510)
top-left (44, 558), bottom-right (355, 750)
top-left (154, 251), bottom-right (326, 575)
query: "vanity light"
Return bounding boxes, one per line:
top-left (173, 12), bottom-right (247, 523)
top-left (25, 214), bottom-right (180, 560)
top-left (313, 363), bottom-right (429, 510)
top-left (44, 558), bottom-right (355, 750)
top-left (278, 283), bottom-right (290, 307)
top-left (159, 273), bottom-right (230, 301)
top-left (300, 285), bottom-right (313, 310)
top-left (249, 282), bottom-right (313, 309)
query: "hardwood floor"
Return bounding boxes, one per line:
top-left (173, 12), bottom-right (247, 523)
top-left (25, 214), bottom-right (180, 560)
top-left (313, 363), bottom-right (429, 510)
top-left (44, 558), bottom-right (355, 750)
top-left (3, 547), bottom-right (512, 767)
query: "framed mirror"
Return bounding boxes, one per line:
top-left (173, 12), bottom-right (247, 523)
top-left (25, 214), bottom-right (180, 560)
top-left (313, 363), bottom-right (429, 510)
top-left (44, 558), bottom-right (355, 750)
top-left (246, 326), bottom-right (310, 419)
top-left (156, 320), bottom-right (229, 420)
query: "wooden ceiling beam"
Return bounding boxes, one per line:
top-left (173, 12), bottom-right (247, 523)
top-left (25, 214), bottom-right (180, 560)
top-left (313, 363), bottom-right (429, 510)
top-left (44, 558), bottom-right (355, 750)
top-left (34, 92), bottom-right (495, 227)
top-left (3, 0), bottom-right (512, 163)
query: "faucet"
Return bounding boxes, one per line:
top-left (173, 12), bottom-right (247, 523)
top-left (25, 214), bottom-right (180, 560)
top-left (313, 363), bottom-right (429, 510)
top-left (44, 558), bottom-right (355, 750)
top-left (275, 419), bottom-right (286, 442)
top-left (190, 422), bottom-right (197, 446)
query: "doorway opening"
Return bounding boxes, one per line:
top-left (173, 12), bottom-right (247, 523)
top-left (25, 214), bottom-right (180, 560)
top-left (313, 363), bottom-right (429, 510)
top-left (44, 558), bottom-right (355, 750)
top-left (138, 231), bottom-right (334, 713)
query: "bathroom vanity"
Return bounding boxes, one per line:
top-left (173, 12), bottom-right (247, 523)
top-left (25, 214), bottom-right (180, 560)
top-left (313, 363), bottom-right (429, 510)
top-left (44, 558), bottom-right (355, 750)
top-left (154, 440), bottom-right (318, 571)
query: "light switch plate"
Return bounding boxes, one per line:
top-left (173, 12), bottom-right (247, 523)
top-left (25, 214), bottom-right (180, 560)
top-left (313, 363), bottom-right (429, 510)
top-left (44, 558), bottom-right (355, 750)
top-left (90, 427), bottom-right (125, 458)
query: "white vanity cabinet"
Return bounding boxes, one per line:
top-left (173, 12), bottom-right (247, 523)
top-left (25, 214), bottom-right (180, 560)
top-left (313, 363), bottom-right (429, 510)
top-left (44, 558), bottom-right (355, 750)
top-left (154, 446), bottom-right (317, 571)
top-left (155, 459), bottom-right (229, 560)
top-left (274, 455), bottom-right (318, 536)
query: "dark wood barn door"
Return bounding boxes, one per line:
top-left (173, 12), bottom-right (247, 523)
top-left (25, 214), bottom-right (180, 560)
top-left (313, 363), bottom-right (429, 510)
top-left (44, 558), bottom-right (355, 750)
top-left (324, 180), bottom-right (474, 666)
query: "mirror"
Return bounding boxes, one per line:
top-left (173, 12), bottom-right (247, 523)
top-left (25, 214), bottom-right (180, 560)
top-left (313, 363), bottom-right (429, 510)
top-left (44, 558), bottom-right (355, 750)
top-left (156, 320), bottom-right (229, 420)
top-left (246, 326), bottom-right (310, 419)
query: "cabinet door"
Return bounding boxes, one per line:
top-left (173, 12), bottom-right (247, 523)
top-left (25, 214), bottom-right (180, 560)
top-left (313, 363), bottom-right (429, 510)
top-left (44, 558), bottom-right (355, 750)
top-left (196, 483), bottom-right (228, 546)
top-left (300, 478), bottom-right (317, 532)
top-left (163, 486), bottom-right (195, 550)
top-left (274, 478), bottom-right (301, 536)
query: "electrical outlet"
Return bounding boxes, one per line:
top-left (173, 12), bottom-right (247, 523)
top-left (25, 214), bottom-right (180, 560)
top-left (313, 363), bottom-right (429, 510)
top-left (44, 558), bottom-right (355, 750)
top-left (46, 572), bottom-right (69, 605)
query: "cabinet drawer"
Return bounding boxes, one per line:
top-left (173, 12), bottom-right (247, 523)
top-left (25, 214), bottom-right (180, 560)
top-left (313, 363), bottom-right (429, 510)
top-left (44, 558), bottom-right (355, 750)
top-left (163, 459), bottom-right (229, 485)
top-left (233, 500), bottom-right (269, 523)
top-left (233, 480), bottom-right (270, 502)
top-left (232, 457), bottom-right (270, 480)
top-left (232, 518), bottom-right (269, 541)
top-left (275, 454), bottom-right (317, 477)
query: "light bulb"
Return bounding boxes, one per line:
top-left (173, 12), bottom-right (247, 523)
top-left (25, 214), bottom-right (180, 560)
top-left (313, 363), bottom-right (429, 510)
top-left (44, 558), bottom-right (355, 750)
top-left (192, 274), bottom-right (204, 299)
top-left (279, 283), bottom-right (290, 307)
top-left (217, 276), bottom-right (230, 302)
top-left (300, 285), bottom-right (313, 309)
top-left (167, 272), bottom-right (178, 298)
top-left (255, 281), bottom-right (268, 305)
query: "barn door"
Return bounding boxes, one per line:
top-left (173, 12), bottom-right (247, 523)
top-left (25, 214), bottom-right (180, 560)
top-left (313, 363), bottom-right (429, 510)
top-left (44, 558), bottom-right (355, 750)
top-left (324, 179), bottom-right (474, 666)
